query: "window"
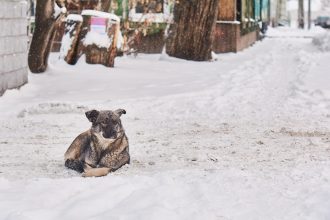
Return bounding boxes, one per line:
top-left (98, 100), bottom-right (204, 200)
top-left (237, 0), bottom-right (241, 21)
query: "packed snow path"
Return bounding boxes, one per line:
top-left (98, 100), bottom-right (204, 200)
top-left (0, 28), bottom-right (330, 219)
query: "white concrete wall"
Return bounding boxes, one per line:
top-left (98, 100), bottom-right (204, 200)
top-left (0, 0), bottom-right (28, 96)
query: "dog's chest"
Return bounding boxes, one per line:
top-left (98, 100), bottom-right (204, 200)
top-left (92, 132), bottom-right (117, 151)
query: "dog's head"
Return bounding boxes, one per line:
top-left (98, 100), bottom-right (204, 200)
top-left (85, 109), bottom-right (126, 139)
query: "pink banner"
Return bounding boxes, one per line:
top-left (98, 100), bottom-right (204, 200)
top-left (91, 17), bottom-right (107, 26)
top-left (90, 17), bottom-right (107, 34)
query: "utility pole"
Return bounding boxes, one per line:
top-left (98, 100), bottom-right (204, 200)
top-left (267, 0), bottom-right (271, 25)
top-left (308, 0), bottom-right (311, 29)
top-left (298, 0), bottom-right (304, 29)
top-left (122, 0), bottom-right (127, 20)
top-left (276, 0), bottom-right (281, 26)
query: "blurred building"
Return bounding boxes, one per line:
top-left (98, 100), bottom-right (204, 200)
top-left (213, 0), bottom-right (271, 53)
top-left (0, 0), bottom-right (28, 96)
top-left (287, 0), bottom-right (330, 28)
top-left (271, 0), bottom-right (287, 26)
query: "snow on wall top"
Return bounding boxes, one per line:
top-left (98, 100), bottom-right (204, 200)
top-left (81, 10), bottom-right (120, 23)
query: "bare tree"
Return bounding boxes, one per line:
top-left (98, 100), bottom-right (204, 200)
top-left (66, 0), bottom-right (110, 13)
top-left (166, 0), bottom-right (219, 61)
top-left (98, 0), bottom-right (111, 11)
top-left (28, 0), bottom-right (62, 73)
top-left (298, 0), bottom-right (304, 29)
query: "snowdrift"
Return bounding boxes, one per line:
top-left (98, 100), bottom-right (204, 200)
top-left (312, 31), bottom-right (330, 51)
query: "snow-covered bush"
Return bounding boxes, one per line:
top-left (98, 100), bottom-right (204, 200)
top-left (312, 31), bottom-right (330, 52)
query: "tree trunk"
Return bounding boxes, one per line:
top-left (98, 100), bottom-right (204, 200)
top-left (298, 0), bottom-right (304, 29)
top-left (80, 16), bottom-right (118, 67)
top-left (63, 18), bottom-right (83, 64)
top-left (28, 0), bottom-right (57, 73)
top-left (98, 0), bottom-right (111, 11)
top-left (66, 0), bottom-right (110, 13)
top-left (166, 0), bottom-right (219, 61)
top-left (67, 15), bottom-right (91, 65)
top-left (63, 13), bottom-right (118, 67)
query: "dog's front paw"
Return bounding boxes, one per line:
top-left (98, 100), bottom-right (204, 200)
top-left (82, 170), bottom-right (93, 177)
top-left (82, 168), bottom-right (111, 177)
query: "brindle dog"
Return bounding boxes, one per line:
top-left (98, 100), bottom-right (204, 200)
top-left (64, 109), bottom-right (130, 177)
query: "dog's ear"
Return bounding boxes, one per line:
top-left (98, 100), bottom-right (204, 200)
top-left (114, 109), bottom-right (126, 117)
top-left (85, 110), bottom-right (99, 123)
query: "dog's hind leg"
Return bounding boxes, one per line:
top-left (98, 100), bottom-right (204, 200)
top-left (109, 151), bottom-right (130, 173)
top-left (82, 151), bottom-right (130, 177)
top-left (65, 159), bottom-right (85, 173)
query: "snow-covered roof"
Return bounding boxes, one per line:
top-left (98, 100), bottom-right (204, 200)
top-left (81, 10), bottom-right (120, 23)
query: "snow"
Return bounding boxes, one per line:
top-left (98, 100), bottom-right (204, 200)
top-left (1, 27), bottom-right (330, 219)
top-left (1, 169), bottom-right (329, 220)
top-left (66, 14), bottom-right (83, 22)
top-left (217, 20), bottom-right (241, 24)
top-left (59, 20), bottom-right (80, 59)
top-left (84, 29), bottom-right (124, 50)
top-left (312, 31), bottom-right (330, 51)
top-left (60, 32), bottom-right (72, 58)
top-left (117, 30), bottom-right (124, 49)
top-left (83, 31), bottom-right (113, 48)
top-left (53, 4), bottom-right (61, 18)
top-left (60, 7), bottom-right (67, 14)
top-left (79, 10), bottom-right (121, 49)
top-left (81, 10), bottom-right (120, 23)
top-left (266, 26), bottom-right (326, 37)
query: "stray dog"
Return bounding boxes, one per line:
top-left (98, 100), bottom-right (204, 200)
top-left (64, 109), bottom-right (130, 177)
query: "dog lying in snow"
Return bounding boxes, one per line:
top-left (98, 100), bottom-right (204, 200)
top-left (64, 109), bottom-right (130, 177)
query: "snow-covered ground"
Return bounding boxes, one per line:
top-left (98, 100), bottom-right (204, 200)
top-left (1, 27), bottom-right (330, 220)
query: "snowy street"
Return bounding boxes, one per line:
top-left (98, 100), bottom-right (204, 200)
top-left (0, 27), bottom-right (330, 219)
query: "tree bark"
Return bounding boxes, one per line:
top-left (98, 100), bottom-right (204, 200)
top-left (28, 0), bottom-right (57, 73)
top-left (63, 18), bottom-right (83, 64)
top-left (66, 0), bottom-right (110, 13)
top-left (79, 16), bottom-right (118, 67)
top-left (98, 0), bottom-right (111, 11)
top-left (67, 15), bottom-right (91, 65)
top-left (166, 0), bottom-right (219, 61)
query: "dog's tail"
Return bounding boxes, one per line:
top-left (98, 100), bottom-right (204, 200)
top-left (65, 159), bottom-right (84, 173)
